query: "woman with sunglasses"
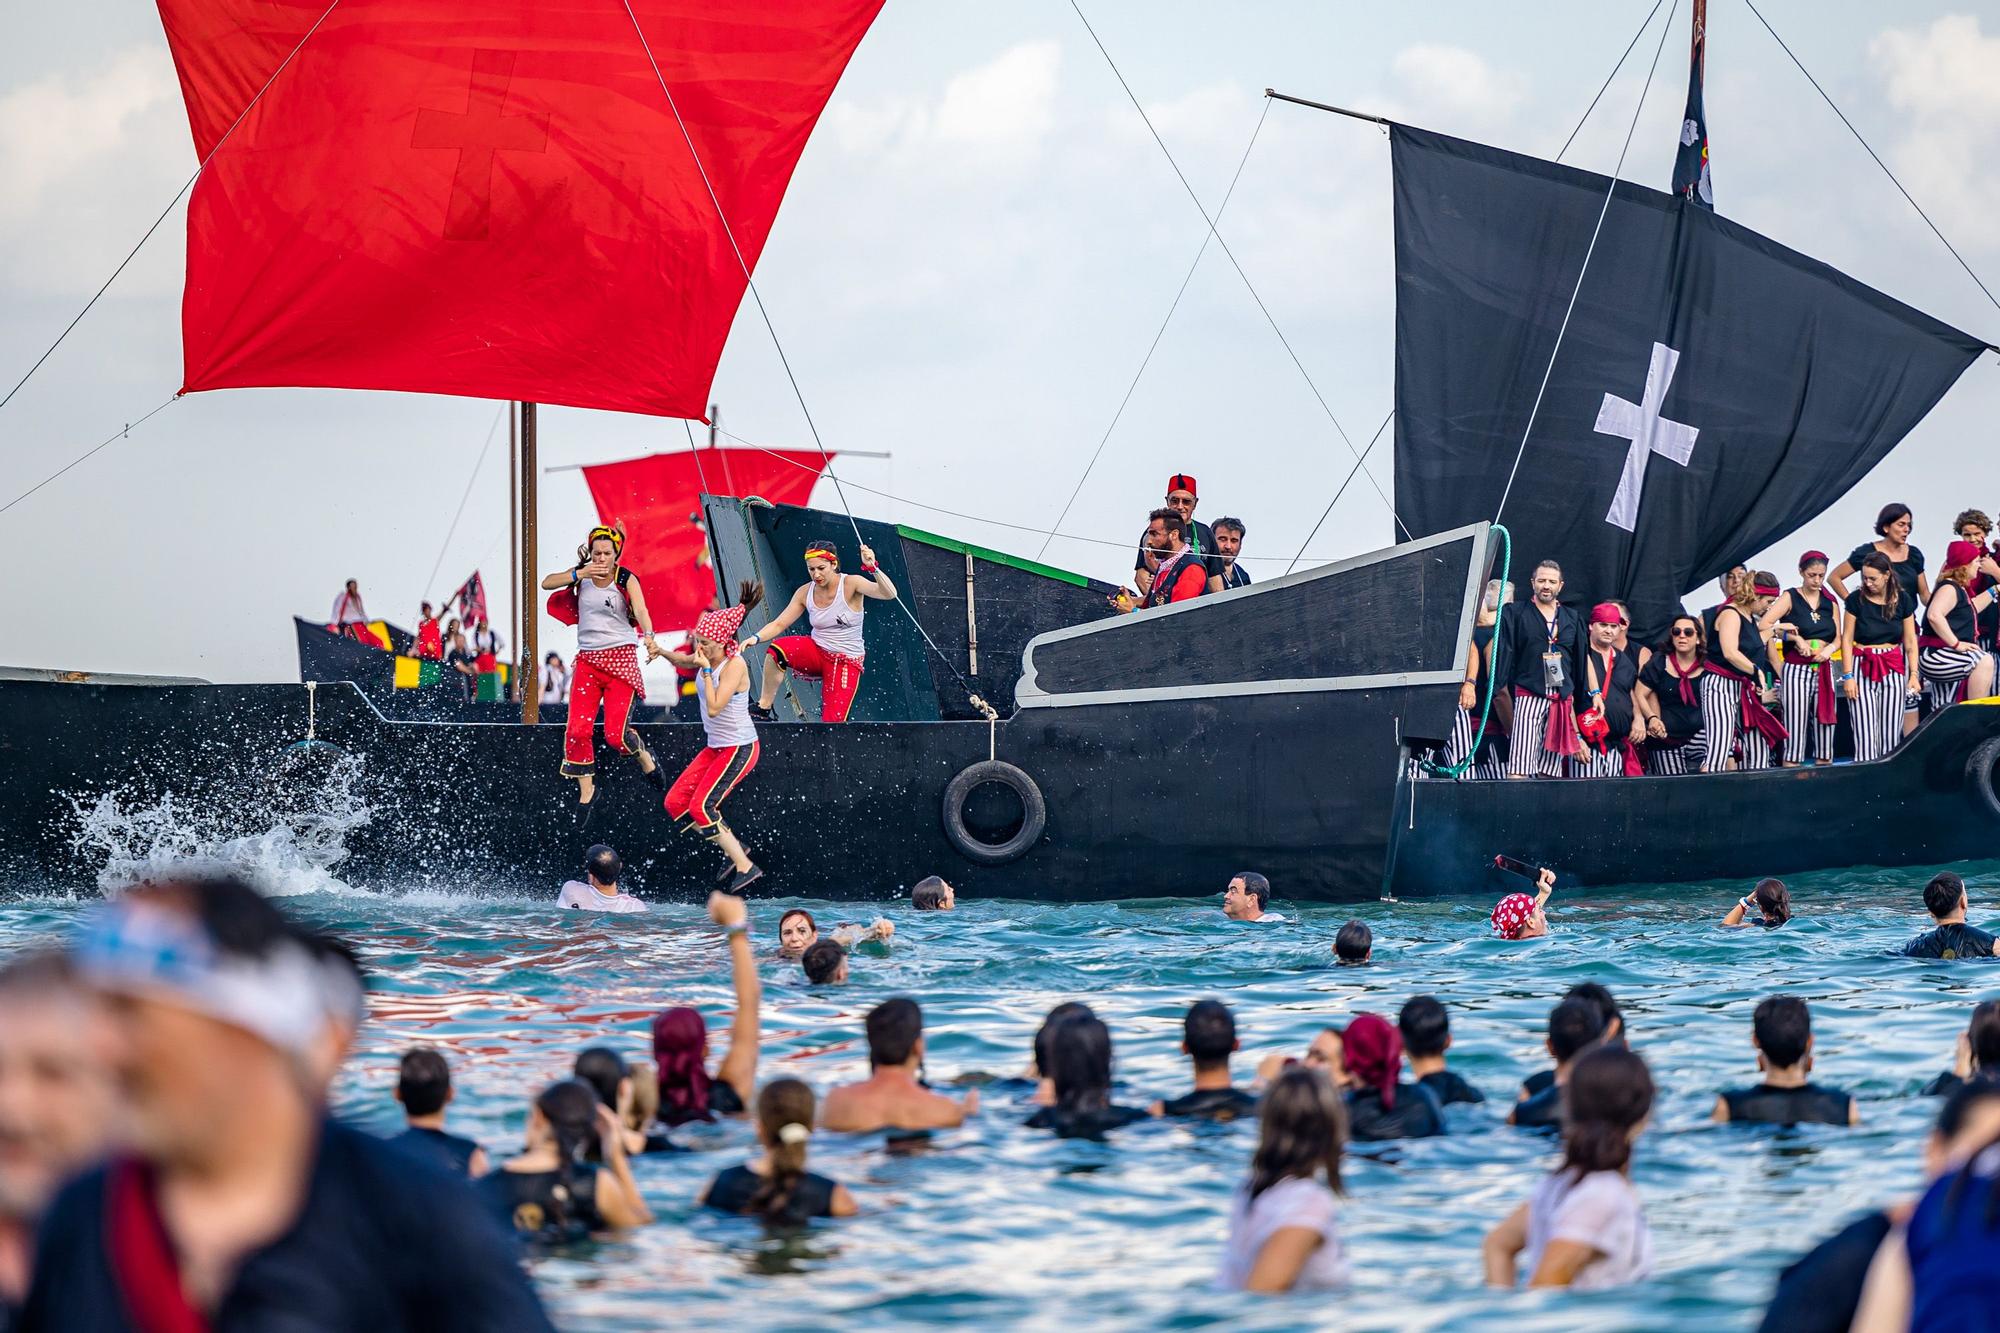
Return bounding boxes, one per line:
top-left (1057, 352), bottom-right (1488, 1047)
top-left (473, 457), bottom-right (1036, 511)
top-left (1634, 615), bottom-right (1708, 775)
top-left (1760, 552), bottom-right (1843, 766)
top-left (542, 523), bottom-right (669, 811)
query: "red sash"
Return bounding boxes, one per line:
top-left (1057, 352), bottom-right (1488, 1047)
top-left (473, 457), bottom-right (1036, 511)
top-left (1852, 643), bottom-right (1906, 683)
top-left (1707, 662), bottom-right (1789, 746)
top-left (108, 1159), bottom-right (210, 1333)
top-left (1781, 651), bottom-right (1840, 725)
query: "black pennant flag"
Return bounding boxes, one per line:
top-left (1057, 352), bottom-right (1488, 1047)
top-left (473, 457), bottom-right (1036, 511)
top-left (1673, 4), bottom-right (1713, 208)
top-left (1391, 124), bottom-right (1989, 643)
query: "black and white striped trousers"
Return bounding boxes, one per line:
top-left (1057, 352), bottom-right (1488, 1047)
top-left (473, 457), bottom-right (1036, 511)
top-left (1778, 661), bottom-right (1837, 765)
top-left (1701, 674), bottom-right (1774, 771)
top-left (1645, 734), bottom-right (1707, 775)
top-left (1507, 692), bottom-right (1567, 778)
top-left (1850, 671), bottom-right (1905, 762)
top-left (1443, 706), bottom-right (1507, 780)
top-left (1920, 645), bottom-right (1987, 712)
top-left (1568, 745), bottom-right (1624, 778)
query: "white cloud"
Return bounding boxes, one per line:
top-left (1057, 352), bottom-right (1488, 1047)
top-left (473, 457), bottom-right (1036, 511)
top-left (822, 40), bottom-right (1061, 172)
top-left (1389, 44), bottom-right (1529, 128)
top-left (1870, 14), bottom-right (2000, 253)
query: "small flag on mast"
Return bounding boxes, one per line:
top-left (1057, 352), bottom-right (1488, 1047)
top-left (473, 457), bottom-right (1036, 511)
top-left (447, 571), bottom-right (488, 627)
top-left (1673, 0), bottom-right (1714, 209)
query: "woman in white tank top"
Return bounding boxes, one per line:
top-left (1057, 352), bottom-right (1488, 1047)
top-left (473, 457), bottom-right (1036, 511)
top-left (660, 580), bottom-right (768, 894)
top-left (740, 539), bottom-right (898, 723)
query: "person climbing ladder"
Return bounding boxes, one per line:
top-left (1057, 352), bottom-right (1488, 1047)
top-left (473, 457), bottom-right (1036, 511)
top-left (740, 540), bottom-right (896, 722)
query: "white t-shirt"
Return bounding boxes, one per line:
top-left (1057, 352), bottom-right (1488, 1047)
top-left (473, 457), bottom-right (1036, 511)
top-left (557, 880), bottom-right (647, 914)
top-left (1249, 912), bottom-right (1287, 924)
top-left (1215, 1176), bottom-right (1348, 1292)
top-left (1524, 1169), bottom-right (1651, 1290)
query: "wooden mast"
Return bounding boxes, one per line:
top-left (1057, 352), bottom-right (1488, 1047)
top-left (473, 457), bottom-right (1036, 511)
top-left (1692, 0), bottom-right (1706, 72)
top-left (520, 402), bottom-right (540, 724)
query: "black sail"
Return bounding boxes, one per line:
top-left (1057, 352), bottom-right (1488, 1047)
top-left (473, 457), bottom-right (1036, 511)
top-left (1391, 124), bottom-right (1989, 642)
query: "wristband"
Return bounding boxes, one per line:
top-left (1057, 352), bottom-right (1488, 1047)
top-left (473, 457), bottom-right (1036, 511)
top-left (1739, 895), bottom-right (1756, 912)
top-left (862, 563), bottom-right (879, 573)
top-left (723, 923), bottom-right (748, 937)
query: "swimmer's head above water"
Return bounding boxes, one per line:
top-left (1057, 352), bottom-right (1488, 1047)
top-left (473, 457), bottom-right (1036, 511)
top-left (1223, 872), bottom-right (1271, 921)
top-left (911, 876), bottom-right (955, 911)
top-left (778, 909), bottom-right (817, 958)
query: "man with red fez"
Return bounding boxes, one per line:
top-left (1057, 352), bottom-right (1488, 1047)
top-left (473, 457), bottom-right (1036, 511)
top-left (742, 539), bottom-right (898, 723)
top-left (1133, 474), bottom-right (1224, 597)
top-left (662, 581), bottom-right (768, 893)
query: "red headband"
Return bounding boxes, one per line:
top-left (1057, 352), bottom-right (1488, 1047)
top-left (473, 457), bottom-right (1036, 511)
top-left (804, 546), bottom-right (837, 564)
top-left (1588, 602), bottom-right (1623, 626)
top-left (1166, 473), bottom-right (1197, 498)
top-left (1752, 577), bottom-right (1781, 597)
top-left (1799, 550), bottom-right (1828, 569)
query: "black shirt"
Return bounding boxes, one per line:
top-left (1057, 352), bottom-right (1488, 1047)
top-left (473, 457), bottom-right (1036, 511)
top-left (1845, 589), bottom-right (1913, 646)
top-left (1719, 1082), bottom-right (1854, 1126)
top-left (1418, 1069), bottom-right (1486, 1106)
top-left (1218, 562), bottom-right (1252, 591)
top-left (1782, 588), bottom-right (1839, 645)
top-left (1159, 1086), bottom-right (1260, 1120)
top-left (1638, 654), bottom-right (1706, 739)
top-left (1024, 1103), bottom-right (1151, 1139)
top-left (1521, 1068), bottom-right (1556, 1098)
top-left (657, 1078), bottom-right (745, 1128)
top-left (475, 1162), bottom-right (604, 1246)
top-left (703, 1164), bottom-right (839, 1225)
top-left (389, 1126), bottom-right (482, 1176)
top-left (1345, 1084), bottom-right (1446, 1141)
top-left (21, 1121), bottom-right (552, 1333)
top-left (1511, 1083), bottom-right (1563, 1129)
top-left (1493, 601), bottom-right (1588, 699)
top-left (1901, 922), bottom-right (1998, 959)
top-left (1707, 604), bottom-right (1767, 677)
top-left (1926, 583), bottom-right (1978, 645)
top-left (1846, 542), bottom-right (1924, 614)
top-left (1757, 1209), bottom-right (1892, 1333)
top-left (1582, 644), bottom-right (1640, 734)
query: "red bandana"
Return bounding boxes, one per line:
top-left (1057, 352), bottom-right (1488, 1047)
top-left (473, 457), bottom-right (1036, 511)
top-left (694, 604), bottom-right (749, 655)
top-left (1492, 893), bottom-right (1536, 939)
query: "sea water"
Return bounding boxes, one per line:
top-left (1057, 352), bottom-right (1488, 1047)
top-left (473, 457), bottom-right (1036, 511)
top-left (5, 788), bottom-right (1998, 1330)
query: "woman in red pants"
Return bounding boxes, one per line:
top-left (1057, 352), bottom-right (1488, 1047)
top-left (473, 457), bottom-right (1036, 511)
top-left (541, 524), bottom-right (667, 814)
top-left (665, 581), bottom-right (766, 893)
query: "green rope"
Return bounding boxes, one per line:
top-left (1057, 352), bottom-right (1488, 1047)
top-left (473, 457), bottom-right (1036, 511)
top-left (1424, 523), bottom-right (1511, 779)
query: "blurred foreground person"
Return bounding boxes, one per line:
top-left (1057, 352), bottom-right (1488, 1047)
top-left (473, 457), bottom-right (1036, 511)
top-left (0, 953), bottom-right (112, 1321)
top-left (21, 876), bottom-right (552, 1332)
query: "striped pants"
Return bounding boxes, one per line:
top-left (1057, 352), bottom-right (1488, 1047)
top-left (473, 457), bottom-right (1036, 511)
top-left (1646, 734), bottom-right (1707, 775)
top-left (1849, 673), bottom-right (1905, 763)
top-left (1506, 693), bottom-right (1566, 778)
top-left (1568, 746), bottom-right (1624, 778)
top-left (1443, 706), bottom-right (1507, 779)
top-left (1778, 661), bottom-right (1838, 765)
top-left (1920, 645), bottom-right (1987, 712)
top-left (1701, 674), bottom-right (1774, 772)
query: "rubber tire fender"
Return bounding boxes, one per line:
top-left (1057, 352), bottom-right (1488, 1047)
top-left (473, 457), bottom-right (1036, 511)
top-left (1969, 735), bottom-right (2000, 821)
top-left (941, 760), bottom-right (1047, 866)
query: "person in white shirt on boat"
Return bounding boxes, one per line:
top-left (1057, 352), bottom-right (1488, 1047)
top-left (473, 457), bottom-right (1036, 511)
top-left (556, 845), bottom-right (647, 914)
top-left (329, 579), bottom-right (370, 642)
top-left (539, 652), bottom-right (570, 708)
top-left (741, 540), bottom-right (897, 723)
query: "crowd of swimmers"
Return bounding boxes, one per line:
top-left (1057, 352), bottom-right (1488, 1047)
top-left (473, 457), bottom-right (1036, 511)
top-left (1439, 503), bottom-right (2000, 779)
top-left (10, 863), bottom-right (2000, 1326)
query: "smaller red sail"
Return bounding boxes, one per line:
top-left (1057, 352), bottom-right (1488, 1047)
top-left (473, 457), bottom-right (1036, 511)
top-left (581, 449), bottom-right (828, 628)
top-left (157, 0), bottom-right (884, 418)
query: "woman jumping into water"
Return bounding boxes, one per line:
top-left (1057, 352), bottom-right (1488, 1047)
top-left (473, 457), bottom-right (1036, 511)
top-left (740, 539), bottom-right (897, 722)
top-left (659, 581), bottom-right (766, 892)
top-left (541, 524), bottom-right (667, 813)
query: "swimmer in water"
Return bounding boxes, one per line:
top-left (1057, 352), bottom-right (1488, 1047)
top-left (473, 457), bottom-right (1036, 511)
top-left (702, 1078), bottom-right (858, 1222)
top-left (1511, 998), bottom-right (1610, 1129)
top-left (777, 908), bottom-right (893, 960)
top-left (475, 1080), bottom-right (649, 1242)
top-left (1399, 996), bottom-right (1484, 1107)
top-left (1520, 983), bottom-right (1625, 1102)
top-left (651, 893), bottom-right (759, 1128)
top-left (573, 1047), bottom-right (671, 1156)
top-left (1334, 920), bottom-right (1372, 965)
top-left (1215, 1066), bottom-right (1349, 1294)
top-left (1024, 1012), bottom-right (1149, 1139)
top-left (1923, 1001), bottom-right (2000, 1097)
top-left (1721, 878), bottom-right (1792, 928)
top-left (801, 940), bottom-right (848, 985)
top-left (1711, 995), bottom-right (1858, 1126)
top-left (391, 1047), bottom-right (488, 1177)
top-left (911, 876), bottom-right (956, 910)
top-left (1223, 871), bottom-right (1286, 923)
top-left (1255, 1026), bottom-right (1344, 1090)
top-left (1152, 999), bottom-right (1259, 1120)
top-left (556, 844), bottom-right (648, 914)
top-left (1491, 868), bottom-right (1557, 940)
top-left (1340, 1013), bottom-right (1445, 1141)
top-left (819, 998), bottom-right (978, 1132)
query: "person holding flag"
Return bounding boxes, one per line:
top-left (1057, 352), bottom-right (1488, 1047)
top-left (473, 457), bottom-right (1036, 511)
top-left (741, 539), bottom-right (897, 723)
top-left (541, 524), bottom-right (668, 814)
top-left (662, 581), bottom-right (767, 893)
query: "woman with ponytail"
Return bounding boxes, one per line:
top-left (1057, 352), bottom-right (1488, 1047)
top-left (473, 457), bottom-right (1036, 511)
top-left (1484, 1047), bottom-right (1654, 1290)
top-left (702, 1078), bottom-right (857, 1224)
top-left (652, 892), bottom-right (761, 1129)
top-left (477, 1079), bottom-right (650, 1244)
top-left (660, 580), bottom-right (768, 892)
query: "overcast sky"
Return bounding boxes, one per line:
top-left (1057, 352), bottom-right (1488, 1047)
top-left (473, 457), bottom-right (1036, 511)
top-left (3, 1), bottom-right (1997, 681)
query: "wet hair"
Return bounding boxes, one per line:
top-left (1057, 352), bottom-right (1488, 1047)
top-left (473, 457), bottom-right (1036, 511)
top-left (1183, 999), bottom-right (1237, 1069)
top-left (1033, 1001), bottom-right (1094, 1078)
top-left (1875, 502), bottom-right (1913, 537)
top-left (1970, 1002), bottom-right (2000, 1072)
top-left (1564, 982), bottom-right (1625, 1044)
top-left (573, 1047), bottom-right (628, 1110)
top-left (396, 1047), bottom-right (452, 1117)
top-left (866, 997), bottom-right (923, 1068)
top-left (1148, 507), bottom-right (1187, 540)
top-left (1753, 995), bottom-right (1812, 1069)
top-left (650, 1007), bottom-right (713, 1126)
top-left (534, 1080), bottom-right (602, 1232)
top-left (747, 1078), bottom-right (819, 1221)
top-left (1334, 920), bottom-right (1372, 963)
top-left (911, 876), bottom-right (950, 910)
top-left (1548, 997), bottom-right (1608, 1064)
top-left (1955, 509), bottom-right (1992, 539)
top-left (584, 844), bottom-right (621, 887)
top-left (1861, 551), bottom-right (1902, 617)
top-left (1559, 1047), bottom-right (1653, 1179)
top-left (802, 940), bottom-right (846, 985)
top-left (1231, 871), bottom-right (1270, 911)
top-left (1753, 878), bottom-right (1792, 926)
top-left (1211, 517), bottom-right (1246, 540)
top-left (1046, 1012), bottom-right (1115, 1115)
top-left (1398, 995), bottom-right (1451, 1058)
top-left (1247, 1066), bottom-right (1346, 1202)
top-left (1926, 871), bottom-right (1968, 921)
top-left (778, 908), bottom-right (816, 938)
top-left (735, 579), bottom-right (765, 612)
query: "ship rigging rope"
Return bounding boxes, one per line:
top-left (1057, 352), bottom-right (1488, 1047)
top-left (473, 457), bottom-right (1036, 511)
top-left (0, 0), bottom-right (345, 418)
top-left (1490, 0), bottom-right (1681, 528)
top-left (1066, 0), bottom-right (1414, 544)
top-left (1739, 0), bottom-right (2000, 321)
top-left (1031, 97), bottom-right (1274, 564)
top-left (0, 393), bottom-right (180, 519)
top-left (615, 0), bottom-right (978, 701)
top-left (1285, 409), bottom-right (1397, 577)
top-left (422, 402), bottom-right (508, 601)
top-left (1556, 0), bottom-right (1672, 163)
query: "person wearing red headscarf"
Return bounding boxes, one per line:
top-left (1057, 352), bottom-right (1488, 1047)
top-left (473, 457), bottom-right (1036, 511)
top-left (1760, 553), bottom-right (1842, 766)
top-left (651, 893), bottom-right (761, 1132)
top-left (542, 523), bottom-right (669, 810)
top-left (1338, 1013), bottom-right (1445, 1141)
top-left (1572, 603), bottom-right (1643, 778)
top-left (662, 581), bottom-right (767, 893)
top-left (1701, 573), bottom-right (1788, 771)
top-left (1491, 867), bottom-right (1557, 940)
top-left (742, 539), bottom-right (896, 723)
top-left (1920, 540), bottom-right (1999, 710)
top-left (1953, 508), bottom-right (2000, 651)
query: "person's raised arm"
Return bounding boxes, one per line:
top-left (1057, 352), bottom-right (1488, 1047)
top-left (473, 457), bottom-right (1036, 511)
top-left (740, 586), bottom-right (809, 653)
top-left (1722, 889), bottom-right (1755, 927)
top-left (711, 892), bottom-right (761, 1105)
top-left (852, 544), bottom-right (897, 601)
top-left (1535, 867), bottom-right (1555, 910)
top-left (1482, 1203), bottom-right (1529, 1287)
top-left (540, 563), bottom-right (583, 591)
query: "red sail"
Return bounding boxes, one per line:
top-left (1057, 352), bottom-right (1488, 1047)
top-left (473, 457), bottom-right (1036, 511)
top-left (157, 0), bottom-right (883, 418)
top-left (582, 449), bottom-right (829, 628)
